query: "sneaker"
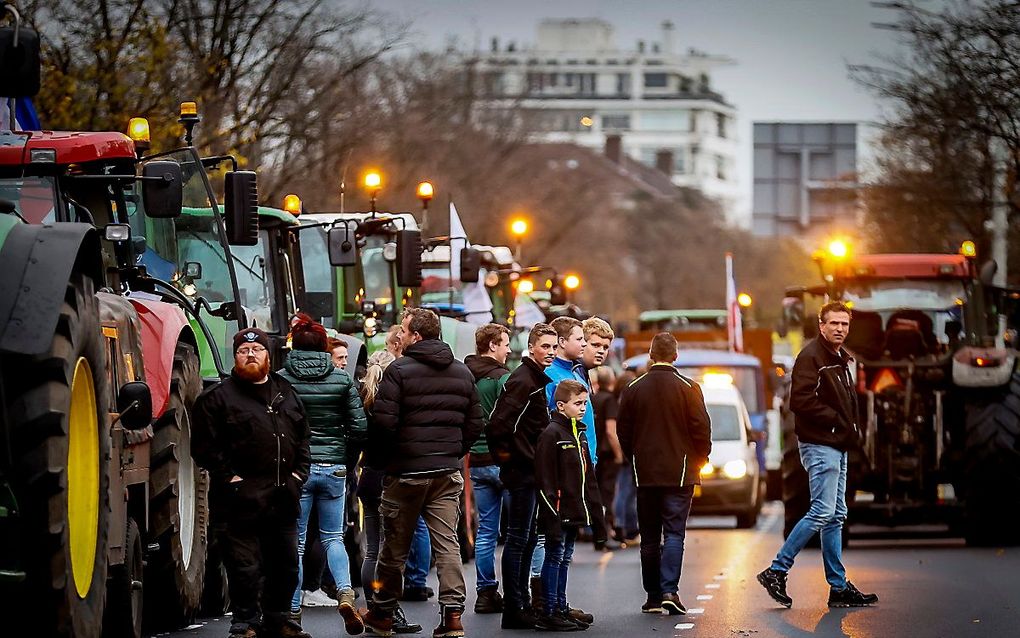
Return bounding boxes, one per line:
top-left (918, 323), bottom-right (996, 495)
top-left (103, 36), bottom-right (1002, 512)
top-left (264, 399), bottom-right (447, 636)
top-left (274, 619), bottom-right (312, 638)
top-left (661, 593), bottom-right (687, 615)
top-left (567, 608), bottom-right (593, 625)
top-left (641, 594), bottom-right (663, 614)
top-left (393, 606), bottom-right (423, 634)
top-left (402, 586), bottom-right (433, 602)
top-left (757, 568), bottom-right (793, 608)
top-left (501, 606), bottom-right (537, 630)
top-left (474, 585), bottom-right (504, 614)
top-left (338, 588), bottom-right (366, 635)
top-left (432, 605), bottom-right (465, 638)
top-left (559, 609), bottom-right (589, 630)
top-left (828, 581), bottom-right (878, 608)
top-left (360, 607), bottom-right (395, 637)
top-left (302, 588), bottom-right (338, 607)
top-left (228, 627), bottom-right (257, 638)
top-left (533, 611), bottom-right (577, 632)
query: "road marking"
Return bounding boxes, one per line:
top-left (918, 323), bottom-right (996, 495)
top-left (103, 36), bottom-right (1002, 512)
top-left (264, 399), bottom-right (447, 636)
top-left (706, 583), bottom-right (721, 589)
top-left (713, 574), bottom-right (727, 580)
top-left (687, 608), bottom-right (705, 614)
top-left (697, 594), bottom-right (713, 600)
top-left (674, 623), bottom-right (696, 630)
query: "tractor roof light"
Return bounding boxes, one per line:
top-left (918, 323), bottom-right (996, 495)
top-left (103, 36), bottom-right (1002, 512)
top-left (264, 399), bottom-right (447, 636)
top-left (702, 372), bottom-right (734, 388)
top-left (364, 171), bottom-right (382, 191)
top-left (179, 101), bottom-right (198, 120)
top-left (283, 194), bottom-right (302, 216)
top-left (827, 239), bottom-right (849, 260)
top-left (564, 274), bottom-right (581, 290)
top-left (128, 117), bottom-right (150, 144)
top-left (416, 181), bottom-right (434, 202)
top-left (511, 218), bottom-right (528, 237)
top-left (960, 240), bottom-right (977, 258)
top-left (737, 292), bottom-right (752, 308)
top-left (518, 279), bottom-right (535, 294)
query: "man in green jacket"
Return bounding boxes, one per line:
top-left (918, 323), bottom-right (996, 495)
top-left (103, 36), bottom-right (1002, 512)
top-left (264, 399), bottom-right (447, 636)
top-left (464, 323), bottom-right (512, 614)
top-left (278, 317), bottom-right (368, 635)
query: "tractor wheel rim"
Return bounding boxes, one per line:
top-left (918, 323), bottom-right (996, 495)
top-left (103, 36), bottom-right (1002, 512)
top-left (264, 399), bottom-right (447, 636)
top-left (177, 410), bottom-right (196, 569)
top-left (69, 357), bottom-right (100, 598)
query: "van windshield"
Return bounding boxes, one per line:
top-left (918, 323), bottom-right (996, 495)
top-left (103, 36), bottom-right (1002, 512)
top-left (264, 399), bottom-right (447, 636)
top-left (707, 404), bottom-right (742, 441)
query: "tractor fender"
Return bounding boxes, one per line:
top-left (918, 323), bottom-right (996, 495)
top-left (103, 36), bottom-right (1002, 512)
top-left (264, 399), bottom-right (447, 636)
top-left (128, 298), bottom-right (197, 419)
top-left (952, 346), bottom-right (1017, 388)
top-left (0, 222), bottom-right (103, 356)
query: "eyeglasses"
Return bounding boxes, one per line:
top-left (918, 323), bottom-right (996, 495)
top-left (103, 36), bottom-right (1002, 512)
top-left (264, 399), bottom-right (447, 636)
top-left (237, 346), bottom-right (267, 356)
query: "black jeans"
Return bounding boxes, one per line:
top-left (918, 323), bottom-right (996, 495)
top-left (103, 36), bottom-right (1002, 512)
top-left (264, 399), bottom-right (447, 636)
top-left (636, 485), bottom-right (695, 596)
top-left (501, 482), bottom-right (538, 611)
top-left (361, 494), bottom-right (382, 594)
top-left (219, 517), bottom-right (299, 631)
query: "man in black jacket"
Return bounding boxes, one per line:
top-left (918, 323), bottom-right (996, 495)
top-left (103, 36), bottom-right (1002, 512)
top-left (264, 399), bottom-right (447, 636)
top-left (617, 332), bottom-right (711, 616)
top-left (487, 322), bottom-right (557, 629)
top-left (361, 308), bottom-right (483, 638)
top-left (192, 328), bottom-right (312, 638)
top-left (758, 302), bottom-right (878, 609)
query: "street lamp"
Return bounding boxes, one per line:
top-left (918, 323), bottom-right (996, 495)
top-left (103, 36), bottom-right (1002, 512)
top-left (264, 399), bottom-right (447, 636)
top-left (364, 170), bottom-right (382, 214)
top-left (510, 218), bottom-right (528, 262)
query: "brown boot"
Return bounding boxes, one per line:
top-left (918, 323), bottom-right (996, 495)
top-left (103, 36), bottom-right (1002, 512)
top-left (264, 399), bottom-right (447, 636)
top-left (338, 588), bottom-right (366, 635)
top-left (530, 575), bottom-right (544, 612)
top-left (359, 607), bottom-right (395, 637)
top-left (433, 605), bottom-right (465, 638)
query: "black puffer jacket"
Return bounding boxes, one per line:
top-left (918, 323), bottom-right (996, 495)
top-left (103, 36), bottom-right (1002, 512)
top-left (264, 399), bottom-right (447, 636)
top-left (790, 337), bottom-right (861, 451)
top-left (372, 339), bottom-right (484, 477)
top-left (487, 356), bottom-right (552, 488)
top-left (536, 412), bottom-right (607, 538)
top-left (277, 350), bottom-right (367, 463)
top-left (192, 371), bottom-right (311, 521)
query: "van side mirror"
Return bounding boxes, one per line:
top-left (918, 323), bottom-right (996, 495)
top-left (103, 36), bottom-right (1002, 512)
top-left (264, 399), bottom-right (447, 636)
top-left (141, 161), bottom-right (183, 219)
top-left (0, 24), bottom-right (41, 97)
top-left (328, 224), bottom-right (358, 267)
top-left (460, 247), bottom-right (481, 283)
top-left (117, 381), bottom-right (153, 431)
top-left (396, 229), bottom-right (423, 287)
top-left (224, 170), bottom-right (259, 246)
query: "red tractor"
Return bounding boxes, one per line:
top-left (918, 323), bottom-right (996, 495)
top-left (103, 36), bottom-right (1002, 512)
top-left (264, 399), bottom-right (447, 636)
top-left (781, 246), bottom-right (1020, 546)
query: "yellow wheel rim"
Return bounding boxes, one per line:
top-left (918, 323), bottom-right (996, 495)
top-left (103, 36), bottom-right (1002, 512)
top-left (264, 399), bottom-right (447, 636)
top-left (68, 357), bottom-right (100, 599)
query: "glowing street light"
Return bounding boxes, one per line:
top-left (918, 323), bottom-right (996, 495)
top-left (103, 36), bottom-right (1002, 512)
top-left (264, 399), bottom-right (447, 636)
top-left (737, 292), bottom-right (753, 308)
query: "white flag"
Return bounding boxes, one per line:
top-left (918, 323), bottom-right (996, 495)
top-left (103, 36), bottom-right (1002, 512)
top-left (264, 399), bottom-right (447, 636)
top-left (726, 253), bottom-right (744, 353)
top-left (449, 202), bottom-right (493, 323)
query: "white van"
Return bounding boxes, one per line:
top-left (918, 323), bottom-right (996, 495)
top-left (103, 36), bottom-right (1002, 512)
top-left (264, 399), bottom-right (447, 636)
top-left (693, 379), bottom-right (764, 528)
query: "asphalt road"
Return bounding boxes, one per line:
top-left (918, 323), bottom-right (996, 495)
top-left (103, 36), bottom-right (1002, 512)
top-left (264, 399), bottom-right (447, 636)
top-left (157, 503), bottom-right (1020, 638)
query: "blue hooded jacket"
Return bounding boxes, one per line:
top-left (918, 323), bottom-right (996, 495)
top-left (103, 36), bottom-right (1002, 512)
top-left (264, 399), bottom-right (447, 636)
top-left (545, 357), bottom-right (597, 464)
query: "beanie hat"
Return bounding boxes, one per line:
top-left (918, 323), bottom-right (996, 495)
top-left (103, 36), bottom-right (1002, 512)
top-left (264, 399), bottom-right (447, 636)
top-left (233, 327), bottom-right (270, 354)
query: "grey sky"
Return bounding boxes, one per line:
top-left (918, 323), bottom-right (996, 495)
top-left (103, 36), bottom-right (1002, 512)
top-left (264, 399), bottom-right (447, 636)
top-left (367, 0), bottom-right (906, 222)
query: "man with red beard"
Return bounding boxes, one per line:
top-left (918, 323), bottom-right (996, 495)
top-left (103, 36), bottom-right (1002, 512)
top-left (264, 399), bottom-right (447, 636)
top-left (193, 328), bottom-right (312, 638)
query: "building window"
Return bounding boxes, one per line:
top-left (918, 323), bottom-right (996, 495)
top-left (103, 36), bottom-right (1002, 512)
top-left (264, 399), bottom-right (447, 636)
top-left (602, 114), bottom-right (631, 131)
top-left (579, 73), bottom-right (596, 95)
top-left (643, 72), bottom-right (668, 88)
top-left (639, 110), bottom-right (690, 131)
top-left (483, 72), bottom-right (504, 95)
top-left (527, 72), bottom-right (544, 93)
top-left (699, 73), bottom-right (710, 91)
top-left (638, 147), bottom-right (686, 174)
top-left (616, 73), bottom-right (631, 95)
top-left (716, 155), bottom-right (728, 180)
top-left (679, 76), bottom-right (692, 93)
top-left (717, 113), bottom-right (727, 139)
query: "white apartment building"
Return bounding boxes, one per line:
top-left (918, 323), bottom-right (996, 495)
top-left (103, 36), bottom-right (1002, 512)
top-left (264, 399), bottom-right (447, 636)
top-left (463, 18), bottom-right (740, 207)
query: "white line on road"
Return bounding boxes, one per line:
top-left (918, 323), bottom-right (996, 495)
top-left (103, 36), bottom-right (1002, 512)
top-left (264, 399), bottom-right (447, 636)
top-left (674, 623), bottom-right (696, 630)
top-left (697, 594), bottom-right (713, 600)
top-left (687, 608), bottom-right (705, 614)
top-left (706, 583), bottom-right (721, 589)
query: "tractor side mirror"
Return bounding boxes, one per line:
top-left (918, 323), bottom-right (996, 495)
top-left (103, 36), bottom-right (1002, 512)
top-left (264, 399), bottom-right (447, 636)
top-left (141, 161), bottom-right (184, 219)
top-left (0, 24), bottom-right (41, 97)
top-left (328, 224), bottom-right (358, 267)
top-left (183, 261), bottom-right (203, 280)
top-left (224, 170), bottom-right (259, 246)
top-left (548, 275), bottom-right (567, 306)
top-left (117, 381), bottom-right (152, 431)
top-left (396, 229), bottom-right (423, 287)
top-left (459, 247), bottom-right (481, 283)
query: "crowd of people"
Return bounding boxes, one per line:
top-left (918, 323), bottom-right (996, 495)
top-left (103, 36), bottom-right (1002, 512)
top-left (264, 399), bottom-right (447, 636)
top-left (191, 301), bottom-right (877, 638)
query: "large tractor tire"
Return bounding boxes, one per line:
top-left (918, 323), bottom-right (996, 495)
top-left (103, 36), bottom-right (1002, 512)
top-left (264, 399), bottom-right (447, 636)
top-left (102, 518), bottom-right (143, 638)
top-left (143, 343), bottom-right (209, 630)
top-left (962, 369), bottom-right (1020, 547)
top-left (3, 275), bottom-right (111, 638)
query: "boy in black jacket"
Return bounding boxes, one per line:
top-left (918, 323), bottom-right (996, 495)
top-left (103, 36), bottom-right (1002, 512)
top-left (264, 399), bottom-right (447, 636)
top-left (535, 380), bottom-right (606, 631)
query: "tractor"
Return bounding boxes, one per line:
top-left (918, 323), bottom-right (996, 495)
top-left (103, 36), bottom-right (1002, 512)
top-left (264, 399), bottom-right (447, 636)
top-left (780, 244), bottom-right (1020, 546)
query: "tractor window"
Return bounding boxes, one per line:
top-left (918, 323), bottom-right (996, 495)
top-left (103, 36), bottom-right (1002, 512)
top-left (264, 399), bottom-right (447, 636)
top-left (0, 176), bottom-right (57, 224)
top-left (362, 235), bottom-right (394, 316)
top-left (842, 280), bottom-right (966, 345)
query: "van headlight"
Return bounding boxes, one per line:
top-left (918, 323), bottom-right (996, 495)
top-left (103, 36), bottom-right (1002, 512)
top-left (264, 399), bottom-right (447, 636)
top-left (722, 460), bottom-right (747, 480)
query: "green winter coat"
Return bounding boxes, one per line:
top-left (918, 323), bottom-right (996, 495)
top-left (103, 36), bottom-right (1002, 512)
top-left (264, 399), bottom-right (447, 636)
top-left (278, 350), bottom-right (367, 464)
top-left (465, 354), bottom-right (511, 459)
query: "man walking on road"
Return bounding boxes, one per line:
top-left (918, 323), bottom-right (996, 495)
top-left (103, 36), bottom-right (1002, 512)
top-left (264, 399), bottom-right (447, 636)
top-left (617, 332), bottom-right (712, 616)
top-left (464, 323), bottom-right (512, 614)
top-left (757, 302), bottom-right (879, 609)
top-left (361, 308), bottom-right (483, 637)
top-left (192, 328), bottom-right (312, 638)
top-left (487, 323), bottom-right (558, 630)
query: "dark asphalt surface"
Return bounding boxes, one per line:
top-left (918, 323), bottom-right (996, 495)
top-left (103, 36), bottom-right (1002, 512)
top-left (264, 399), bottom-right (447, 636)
top-left (156, 503), bottom-right (1020, 638)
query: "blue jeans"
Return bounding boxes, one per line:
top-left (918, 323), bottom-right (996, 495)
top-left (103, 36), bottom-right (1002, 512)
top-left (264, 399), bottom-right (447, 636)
top-left (293, 464), bottom-right (352, 611)
top-left (501, 482), bottom-right (538, 610)
top-left (541, 528), bottom-right (577, 614)
top-left (469, 465), bottom-right (505, 590)
top-left (404, 516), bottom-right (431, 589)
top-left (615, 460), bottom-right (638, 534)
top-left (772, 442), bottom-right (848, 589)
top-left (636, 485), bottom-right (694, 595)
